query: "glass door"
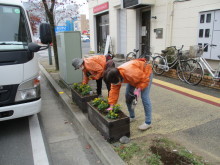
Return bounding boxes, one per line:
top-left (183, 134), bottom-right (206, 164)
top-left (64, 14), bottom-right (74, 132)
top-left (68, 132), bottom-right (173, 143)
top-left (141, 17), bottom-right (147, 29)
top-left (96, 13), bottom-right (109, 53)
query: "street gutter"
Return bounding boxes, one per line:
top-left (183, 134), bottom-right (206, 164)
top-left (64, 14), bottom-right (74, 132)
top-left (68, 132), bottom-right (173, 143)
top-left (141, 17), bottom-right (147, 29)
top-left (39, 63), bottom-right (126, 165)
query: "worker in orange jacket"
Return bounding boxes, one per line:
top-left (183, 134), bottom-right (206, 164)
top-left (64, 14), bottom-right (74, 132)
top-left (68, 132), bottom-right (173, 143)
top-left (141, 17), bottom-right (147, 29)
top-left (72, 55), bottom-right (115, 96)
top-left (104, 58), bottom-right (153, 131)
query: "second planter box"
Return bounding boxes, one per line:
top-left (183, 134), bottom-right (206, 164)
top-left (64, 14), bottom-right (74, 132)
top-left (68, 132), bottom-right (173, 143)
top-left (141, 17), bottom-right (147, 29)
top-left (87, 102), bottom-right (130, 142)
top-left (71, 87), bottom-right (98, 113)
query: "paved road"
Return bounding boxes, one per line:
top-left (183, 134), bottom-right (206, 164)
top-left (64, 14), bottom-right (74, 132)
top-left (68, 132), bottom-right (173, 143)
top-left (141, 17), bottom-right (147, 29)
top-left (82, 41), bottom-right (90, 55)
top-left (0, 115), bottom-right (49, 165)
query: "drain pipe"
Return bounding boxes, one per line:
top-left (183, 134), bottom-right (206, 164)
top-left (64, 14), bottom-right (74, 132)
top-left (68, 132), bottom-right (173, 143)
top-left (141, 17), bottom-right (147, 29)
top-left (168, 0), bottom-right (191, 46)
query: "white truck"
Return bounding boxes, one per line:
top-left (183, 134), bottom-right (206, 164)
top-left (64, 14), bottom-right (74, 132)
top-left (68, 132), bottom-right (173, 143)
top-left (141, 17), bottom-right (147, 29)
top-left (0, 0), bottom-right (51, 121)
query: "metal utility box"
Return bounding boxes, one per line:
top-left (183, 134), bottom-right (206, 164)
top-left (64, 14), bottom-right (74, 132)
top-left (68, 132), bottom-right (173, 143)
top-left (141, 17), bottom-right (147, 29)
top-left (56, 31), bottom-right (82, 85)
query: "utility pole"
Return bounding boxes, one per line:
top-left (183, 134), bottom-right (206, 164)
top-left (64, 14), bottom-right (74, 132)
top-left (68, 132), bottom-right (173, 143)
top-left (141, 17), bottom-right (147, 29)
top-left (46, 12), bottom-right (53, 65)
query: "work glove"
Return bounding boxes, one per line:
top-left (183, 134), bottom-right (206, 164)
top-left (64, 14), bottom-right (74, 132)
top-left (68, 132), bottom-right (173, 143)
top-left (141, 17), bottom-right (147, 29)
top-left (107, 104), bottom-right (114, 111)
top-left (88, 75), bottom-right (95, 80)
top-left (134, 88), bottom-right (141, 98)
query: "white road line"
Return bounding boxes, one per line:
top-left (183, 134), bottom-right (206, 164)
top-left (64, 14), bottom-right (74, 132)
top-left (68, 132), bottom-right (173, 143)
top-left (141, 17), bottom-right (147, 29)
top-left (29, 114), bottom-right (49, 165)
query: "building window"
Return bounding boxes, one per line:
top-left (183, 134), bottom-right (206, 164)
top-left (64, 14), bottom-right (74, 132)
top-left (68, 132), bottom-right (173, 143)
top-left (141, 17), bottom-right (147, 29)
top-left (204, 43), bottom-right (208, 52)
top-left (206, 13), bottom-right (211, 23)
top-left (200, 14), bottom-right (205, 23)
top-left (199, 29), bottom-right (203, 38)
top-left (205, 29), bottom-right (210, 38)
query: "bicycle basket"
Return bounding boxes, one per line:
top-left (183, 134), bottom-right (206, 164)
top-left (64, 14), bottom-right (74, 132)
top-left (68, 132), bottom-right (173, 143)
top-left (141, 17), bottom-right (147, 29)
top-left (189, 45), bottom-right (203, 58)
top-left (181, 50), bottom-right (190, 59)
top-left (161, 47), bottom-right (177, 56)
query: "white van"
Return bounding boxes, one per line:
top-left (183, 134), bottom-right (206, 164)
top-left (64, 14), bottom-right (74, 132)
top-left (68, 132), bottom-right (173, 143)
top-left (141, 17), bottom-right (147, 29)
top-left (0, 0), bottom-right (51, 121)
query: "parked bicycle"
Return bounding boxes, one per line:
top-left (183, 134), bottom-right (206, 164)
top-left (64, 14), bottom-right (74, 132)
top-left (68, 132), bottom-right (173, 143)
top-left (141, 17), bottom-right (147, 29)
top-left (182, 44), bottom-right (219, 86)
top-left (125, 47), bottom-right (154, 64)
top-left (152, 45), bottom-right (194, 82)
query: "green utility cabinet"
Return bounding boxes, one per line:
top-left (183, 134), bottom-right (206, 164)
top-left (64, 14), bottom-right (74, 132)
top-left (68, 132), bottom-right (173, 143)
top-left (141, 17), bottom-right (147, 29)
top-left (56, 31), bottom-right (82, 85)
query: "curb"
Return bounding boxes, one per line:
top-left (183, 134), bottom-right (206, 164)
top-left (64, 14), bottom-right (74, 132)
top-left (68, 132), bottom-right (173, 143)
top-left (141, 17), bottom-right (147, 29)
top-left (39, 63), bottom-right (126, 165)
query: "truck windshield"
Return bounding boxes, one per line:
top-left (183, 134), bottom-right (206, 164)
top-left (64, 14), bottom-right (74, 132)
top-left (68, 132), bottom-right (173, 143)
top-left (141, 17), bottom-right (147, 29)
top-left (0, 5), bottom-right (31, 51)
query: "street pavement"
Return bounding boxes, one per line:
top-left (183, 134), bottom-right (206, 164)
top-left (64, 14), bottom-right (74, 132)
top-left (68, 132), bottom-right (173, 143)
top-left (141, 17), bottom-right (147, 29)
top-left (0, 42), bottom-right (101, 165)
top-left (0, 115), bottom-right (49, 165)
top-left (39, 74), bottom-right (102, 165)
top-left (0, 72), bottom-right (102, 165)
top-left (38, 42), bottom-right (220, 164)
top-left (0, 117), bottom-right (35, 165)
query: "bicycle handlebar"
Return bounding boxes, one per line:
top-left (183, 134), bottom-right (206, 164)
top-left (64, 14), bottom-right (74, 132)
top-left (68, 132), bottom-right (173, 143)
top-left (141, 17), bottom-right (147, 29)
top-left (200, 44), bottom-right (217, 50)
top-left (167, 45), bottom-right (184, 52)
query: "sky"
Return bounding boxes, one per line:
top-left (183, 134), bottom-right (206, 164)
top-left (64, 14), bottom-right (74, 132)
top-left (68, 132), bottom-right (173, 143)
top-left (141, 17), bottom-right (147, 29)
top-left (22, 0), bottom-right (89, 19)
top-left (76, 0), bottom-right (89, 19)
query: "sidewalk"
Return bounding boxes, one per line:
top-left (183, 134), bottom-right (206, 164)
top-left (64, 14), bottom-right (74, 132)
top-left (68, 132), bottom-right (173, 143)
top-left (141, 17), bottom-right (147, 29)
top-left (39, 74), bottom-right (102, 165)
top-left (38, 56), bottom-right (125, 165)
top-left (38, 53), bottom-right (220, 164)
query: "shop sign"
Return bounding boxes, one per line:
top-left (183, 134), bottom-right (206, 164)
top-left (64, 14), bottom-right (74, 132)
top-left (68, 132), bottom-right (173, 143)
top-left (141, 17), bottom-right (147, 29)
top-left (93, 2), bottom-right (109, 13)
top-left (123, 0), bottom-right (138, 8)
top-left (55, 26), bottom-right (67, 33)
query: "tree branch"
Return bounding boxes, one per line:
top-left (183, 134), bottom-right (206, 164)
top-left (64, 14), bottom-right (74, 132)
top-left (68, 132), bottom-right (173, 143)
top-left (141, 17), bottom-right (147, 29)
top-left (50, 0), bottom-right (55, 13)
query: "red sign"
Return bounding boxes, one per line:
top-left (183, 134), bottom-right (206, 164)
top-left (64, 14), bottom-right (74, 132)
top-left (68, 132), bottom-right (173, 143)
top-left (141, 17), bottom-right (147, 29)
top-left (93, 2), bottom-right (109, 13)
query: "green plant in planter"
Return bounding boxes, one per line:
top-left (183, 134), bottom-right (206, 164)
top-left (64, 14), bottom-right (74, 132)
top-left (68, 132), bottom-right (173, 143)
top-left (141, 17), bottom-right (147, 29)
top-left (107, 110), bottom-right (119, 119)
top-left (97, 101), bottom-right (109, 111)
top-left (113, 104), bottom-right (121, 113)
top-left (81, 85), bottom-right (92, 96)
top-left (91, 98), bottom-right (122, 119)
top-left (92, 97), bottom-right (102, 107)
top-left (107, 104), bottom-right (121, 119)
top-left (73, 83), bottom-right (79, 89)
top-left (72, 83), bottom-right (92, 96)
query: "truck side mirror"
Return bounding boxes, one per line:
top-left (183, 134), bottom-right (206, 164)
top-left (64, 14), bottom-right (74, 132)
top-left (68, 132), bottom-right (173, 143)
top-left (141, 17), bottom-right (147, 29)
top-left (28, 42), bottom-right (41, 52)
top-left (28, 42), bottom-right (48, 52)
top-left (39, 23), bottom-right (52, 44)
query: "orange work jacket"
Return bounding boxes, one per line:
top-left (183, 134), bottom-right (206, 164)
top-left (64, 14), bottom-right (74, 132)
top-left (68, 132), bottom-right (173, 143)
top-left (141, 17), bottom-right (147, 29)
top-left (82, 55), bottom-right (106, 84)
top-left (108, 59), bottom-right (152, 105)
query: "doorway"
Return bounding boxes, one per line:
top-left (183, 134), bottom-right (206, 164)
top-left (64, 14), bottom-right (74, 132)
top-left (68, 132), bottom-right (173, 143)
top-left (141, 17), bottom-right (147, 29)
top-left (140, 10), bottom-right (151, 55)
top-left (197, 10), bottom-right (220, 60)
top-left (96, 13), bottom-right (109, 53)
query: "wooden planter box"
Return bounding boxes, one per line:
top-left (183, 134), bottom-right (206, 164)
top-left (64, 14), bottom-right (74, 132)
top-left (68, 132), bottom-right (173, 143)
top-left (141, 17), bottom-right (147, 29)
top-left (87, 102), bottom-right (130, 142)
top-left (71, 88), bottom-right (98, 113)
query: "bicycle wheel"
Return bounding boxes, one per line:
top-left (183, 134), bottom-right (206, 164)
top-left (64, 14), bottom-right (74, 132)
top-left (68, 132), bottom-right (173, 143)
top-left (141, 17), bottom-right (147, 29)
top-left (182, 59), bottom-right (204, 85)
top-left (176, 61), bottom-right (190, 82)
top-left (126, 52), bottom-right (136, 61)
top-left (152, 56), bottom-right (166, 75)
top-left (140, 54), bottom-right (153, 64)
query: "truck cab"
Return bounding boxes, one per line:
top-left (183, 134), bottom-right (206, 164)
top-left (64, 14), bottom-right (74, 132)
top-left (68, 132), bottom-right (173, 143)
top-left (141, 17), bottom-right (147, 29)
top-left (0, 0), bottom-right (51, 121)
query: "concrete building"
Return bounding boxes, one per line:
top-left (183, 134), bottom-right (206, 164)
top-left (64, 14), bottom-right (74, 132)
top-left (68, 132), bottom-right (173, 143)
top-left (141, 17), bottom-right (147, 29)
top-left (88, 0), bottom-right (220, 66)
top-left (74, 14), bottom-right (89, 33)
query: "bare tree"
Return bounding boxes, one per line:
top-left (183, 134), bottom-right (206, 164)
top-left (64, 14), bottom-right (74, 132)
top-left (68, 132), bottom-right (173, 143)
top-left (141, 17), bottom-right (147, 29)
top-left (41, 0), bottom-right (60, 70)
top-left (24, 0), bottom-right (83, 70)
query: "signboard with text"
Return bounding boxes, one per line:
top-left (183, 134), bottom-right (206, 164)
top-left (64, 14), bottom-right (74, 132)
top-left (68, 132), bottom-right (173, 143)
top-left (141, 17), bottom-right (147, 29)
top-left (55, 26), bottom-right (67, 33)
top-left (93, 2), bottom-right (109, 13)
